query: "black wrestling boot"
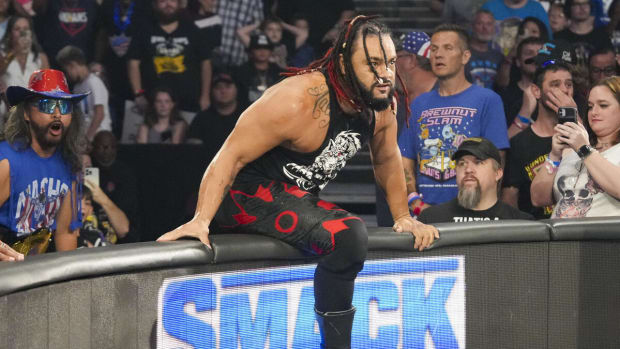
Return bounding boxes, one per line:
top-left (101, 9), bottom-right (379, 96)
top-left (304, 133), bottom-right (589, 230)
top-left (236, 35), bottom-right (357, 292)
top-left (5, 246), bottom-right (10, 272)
top-left (315, 306), bottom-right (356, 349)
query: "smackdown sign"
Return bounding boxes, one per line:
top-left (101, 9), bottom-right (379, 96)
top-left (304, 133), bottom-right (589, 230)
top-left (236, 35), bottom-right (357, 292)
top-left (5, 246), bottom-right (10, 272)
top-left (157, 256), bottom-right (465, 348)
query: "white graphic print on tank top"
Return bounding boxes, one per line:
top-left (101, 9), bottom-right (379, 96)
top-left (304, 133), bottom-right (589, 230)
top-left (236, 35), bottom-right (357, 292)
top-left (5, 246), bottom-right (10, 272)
top-left (283, 130), bottom-right (362, 191)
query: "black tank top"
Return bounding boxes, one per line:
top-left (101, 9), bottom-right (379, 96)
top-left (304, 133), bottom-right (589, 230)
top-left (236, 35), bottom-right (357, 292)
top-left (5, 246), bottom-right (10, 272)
top-left (236, 72), bottom-right (376, 194)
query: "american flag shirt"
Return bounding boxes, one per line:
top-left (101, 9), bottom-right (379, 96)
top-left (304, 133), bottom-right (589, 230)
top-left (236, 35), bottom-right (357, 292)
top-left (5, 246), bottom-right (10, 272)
top-left (0, 141), bottom-right (80, 239)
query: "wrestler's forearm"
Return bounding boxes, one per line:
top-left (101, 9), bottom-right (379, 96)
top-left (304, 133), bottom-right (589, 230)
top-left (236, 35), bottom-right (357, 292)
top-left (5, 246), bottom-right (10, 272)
top-left (193, 153), bottom-right (244, 223)
top-left (374, 156), bottom-right (410, 221)
top-left (401, 156), bottom-right (417, 195)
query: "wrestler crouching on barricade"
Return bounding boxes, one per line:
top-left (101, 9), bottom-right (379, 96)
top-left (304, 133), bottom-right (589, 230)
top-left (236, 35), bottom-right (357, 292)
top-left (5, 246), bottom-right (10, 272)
top-left (158, 16), bottom-right (439, 348)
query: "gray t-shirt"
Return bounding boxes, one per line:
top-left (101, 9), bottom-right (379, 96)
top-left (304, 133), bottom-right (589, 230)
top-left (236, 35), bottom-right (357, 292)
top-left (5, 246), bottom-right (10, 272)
top-left (552, 144), bottom-right (620, 218)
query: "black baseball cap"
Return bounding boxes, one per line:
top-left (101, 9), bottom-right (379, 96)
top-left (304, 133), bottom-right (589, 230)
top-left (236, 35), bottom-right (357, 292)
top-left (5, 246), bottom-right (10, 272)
top-left (525, 40), bottom-right (576, 67)
top-left (212, 72), bottom-right (236, 86)
top-left (452, 137), bottom-right (501, 163)
top-left (249, 33), bottom-right (274, 51)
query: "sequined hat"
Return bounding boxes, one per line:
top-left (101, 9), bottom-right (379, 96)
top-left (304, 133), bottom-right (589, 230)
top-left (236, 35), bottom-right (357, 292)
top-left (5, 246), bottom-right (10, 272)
top-left (6, 69), bottom-right (90, 107)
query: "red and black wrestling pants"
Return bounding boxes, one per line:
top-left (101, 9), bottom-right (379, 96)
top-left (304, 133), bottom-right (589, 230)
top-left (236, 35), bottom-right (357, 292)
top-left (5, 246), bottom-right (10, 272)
top-left (212, 179), bottom-right (368, 312)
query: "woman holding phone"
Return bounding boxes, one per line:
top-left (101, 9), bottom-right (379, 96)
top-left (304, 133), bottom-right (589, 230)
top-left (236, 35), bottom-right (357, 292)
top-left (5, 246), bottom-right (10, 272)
top-left (531, 76), bottom-right (620, 217)
top-left (0, 15), bottom-right (49, 90)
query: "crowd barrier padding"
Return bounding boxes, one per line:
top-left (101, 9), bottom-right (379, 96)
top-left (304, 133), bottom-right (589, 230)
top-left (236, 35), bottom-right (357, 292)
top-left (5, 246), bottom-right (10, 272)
top-left (1, 219), bottom-right (620, 348)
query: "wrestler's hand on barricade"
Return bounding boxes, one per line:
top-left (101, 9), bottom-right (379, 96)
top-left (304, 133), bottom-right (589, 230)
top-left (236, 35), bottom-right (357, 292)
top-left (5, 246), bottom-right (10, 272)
top-left (157, 218), bottom-right (212, 249)
top-left (392, 216), bottom-right (439, 252)
top-left (0, 239), bottom-right (24, 262)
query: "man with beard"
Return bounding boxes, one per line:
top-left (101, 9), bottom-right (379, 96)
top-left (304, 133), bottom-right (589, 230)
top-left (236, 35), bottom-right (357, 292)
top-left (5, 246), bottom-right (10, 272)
top-left (399, 24), bottom-right (509, 216)
top-left (157, 16), bottom-right (439, 348)
top-left (127, 0), bottom-right (212, 113)
top-left (0, 69), bottom-right (87, 261)
top-left (502, 41), bottom-right (576, 219)
top-left (418, 138), bottom-right (532, 223)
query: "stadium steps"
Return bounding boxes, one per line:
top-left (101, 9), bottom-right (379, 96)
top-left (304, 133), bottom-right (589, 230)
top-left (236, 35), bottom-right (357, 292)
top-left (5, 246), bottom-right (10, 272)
top-left (354, 0), bottom-right (442, 35)
top-left (319, 150), bottom-right (378, 225)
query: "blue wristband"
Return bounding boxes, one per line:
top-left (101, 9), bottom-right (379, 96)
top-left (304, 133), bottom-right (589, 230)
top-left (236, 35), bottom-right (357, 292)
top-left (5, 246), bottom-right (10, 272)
top-left (407, 195), bottom-right (421, 205)
top-left (517, 114), bottom-right (531, 124)
top-left (546, 155), bottom-right (560, 167)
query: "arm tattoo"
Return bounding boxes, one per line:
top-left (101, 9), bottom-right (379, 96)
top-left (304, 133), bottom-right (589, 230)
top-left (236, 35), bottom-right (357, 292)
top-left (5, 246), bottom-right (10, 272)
top-left (404, 168), bottom-right (414, 184)
top-left (307, 85), bottom-right (329, 128)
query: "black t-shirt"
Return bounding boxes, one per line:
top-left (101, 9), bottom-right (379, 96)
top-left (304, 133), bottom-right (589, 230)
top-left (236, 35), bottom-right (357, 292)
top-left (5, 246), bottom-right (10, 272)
top-left (127, 19), bottom-right (210, 111)
top-left (418, 198), bottom-right (534, 224)
top-left (187, 104), bottom-right (244, 153)
top-left (498, 81), bottom-right (525, 126)
top-left (191, 13), bottom-right (222, 55)
top-left (555, 27), bottom-right (613, 66)
top-left (100, 0), bottom-right (151, 99)
top-left (233, 62), bottom-right (283, 103)
top-left (502, 126), bottom-right (554, 218)
top-left (35, 0), bottom-right (100, 67)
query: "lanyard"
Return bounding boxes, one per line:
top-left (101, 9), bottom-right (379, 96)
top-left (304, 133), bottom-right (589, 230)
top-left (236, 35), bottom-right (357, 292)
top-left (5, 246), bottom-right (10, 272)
top-left (113, 0), bottom-right (134, 33)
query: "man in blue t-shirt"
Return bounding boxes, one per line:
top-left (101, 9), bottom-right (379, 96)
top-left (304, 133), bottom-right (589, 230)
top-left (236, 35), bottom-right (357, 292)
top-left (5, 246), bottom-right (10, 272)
top-left (399, 24), bottom-right (509, 215)
top-left (0, 69), bottom-right (89, 261)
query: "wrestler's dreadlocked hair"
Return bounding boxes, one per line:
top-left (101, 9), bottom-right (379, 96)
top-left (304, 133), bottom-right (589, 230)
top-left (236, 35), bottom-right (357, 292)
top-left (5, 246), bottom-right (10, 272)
top-left (283, 15), bottom-right (410, 124)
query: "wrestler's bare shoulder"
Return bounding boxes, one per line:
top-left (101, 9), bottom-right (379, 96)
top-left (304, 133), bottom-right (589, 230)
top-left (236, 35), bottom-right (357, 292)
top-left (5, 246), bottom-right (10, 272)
top-left (256, 72), bottom-right (329, 120)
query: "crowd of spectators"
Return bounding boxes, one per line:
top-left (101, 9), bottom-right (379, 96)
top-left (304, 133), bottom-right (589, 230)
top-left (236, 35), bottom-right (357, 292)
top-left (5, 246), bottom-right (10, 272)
top-left (391, 0), bottom-right (620, 225)
top-left (1, 0), bottom-right (620, 258)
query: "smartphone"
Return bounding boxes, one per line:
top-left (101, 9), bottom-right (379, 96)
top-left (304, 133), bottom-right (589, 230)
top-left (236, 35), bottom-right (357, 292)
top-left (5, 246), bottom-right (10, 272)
top-left (558, 107), bottom-right (578, 124)
top-left (84, 167), bottom-right (100, 187)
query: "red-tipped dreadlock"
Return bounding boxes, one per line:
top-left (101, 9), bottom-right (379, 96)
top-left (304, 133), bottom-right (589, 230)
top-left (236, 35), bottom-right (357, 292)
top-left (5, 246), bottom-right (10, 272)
top-left (282, 15), bottom-right (410, 125)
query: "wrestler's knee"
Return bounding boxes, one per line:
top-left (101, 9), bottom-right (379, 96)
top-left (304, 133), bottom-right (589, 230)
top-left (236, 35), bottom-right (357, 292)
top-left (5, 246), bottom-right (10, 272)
top-left (337, 218), bottom-right (368, 263)
top-left (322, 217), bottom-right (368, 272)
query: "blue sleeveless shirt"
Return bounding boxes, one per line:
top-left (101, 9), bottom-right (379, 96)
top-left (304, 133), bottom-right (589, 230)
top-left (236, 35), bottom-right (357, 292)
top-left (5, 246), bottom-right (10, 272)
top-left (0, 141), bottom-right (79, 240)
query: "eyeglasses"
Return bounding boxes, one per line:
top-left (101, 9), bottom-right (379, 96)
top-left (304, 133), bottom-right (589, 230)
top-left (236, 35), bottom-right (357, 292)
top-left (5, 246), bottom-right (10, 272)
top-left (590, 66), bottom-right (616, 75)
top-left (34, 98), bottom-right (73, 114)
